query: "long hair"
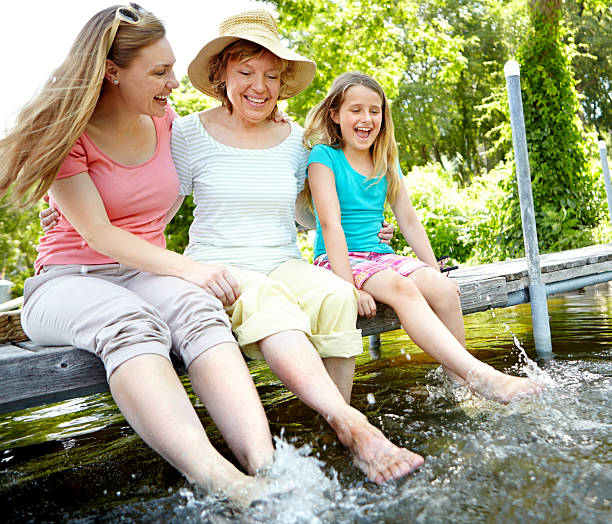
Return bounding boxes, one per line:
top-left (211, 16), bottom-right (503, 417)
top-left (302, 72), bottom-right (400, 206)
top-left (208, 39), bottom-right (296, 120)
top-left (0, 5), bottom-right (165, 207)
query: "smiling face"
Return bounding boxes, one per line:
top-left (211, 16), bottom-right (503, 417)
top-left (331, 84), bottom-right (383, 155)
top-left (113, 37), bottom-right (179, 117)
top-left (223, 50), bottom-right (282, 124)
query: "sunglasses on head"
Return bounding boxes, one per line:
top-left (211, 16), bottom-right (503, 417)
top-left (106, 3), bottom-right (145, 55)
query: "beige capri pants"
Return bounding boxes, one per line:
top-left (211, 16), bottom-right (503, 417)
top-left (224, 259), bottom-right (363, 360)
top-left (22, 264), bottom-right (236, 379)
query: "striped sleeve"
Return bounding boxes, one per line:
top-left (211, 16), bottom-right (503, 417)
top-left (295, 144), bottom-right (309, 192)
top-left (170, 118), bottom-right (193, 196)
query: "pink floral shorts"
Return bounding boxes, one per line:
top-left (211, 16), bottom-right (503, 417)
top-left (313, 251), bottom-right (430, 289)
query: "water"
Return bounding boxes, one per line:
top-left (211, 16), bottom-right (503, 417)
top-left (2, 284), bottom-right (611, 523)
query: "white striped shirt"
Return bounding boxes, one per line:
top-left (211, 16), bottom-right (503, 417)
top-left (171, 113), bottom-right (308, 274)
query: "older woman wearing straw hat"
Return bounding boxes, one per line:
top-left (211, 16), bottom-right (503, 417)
top-left (170, 10), bottom-right (424, 484)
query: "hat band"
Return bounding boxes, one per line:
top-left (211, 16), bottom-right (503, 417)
top-left (223, 26), bottom-right (280, 43)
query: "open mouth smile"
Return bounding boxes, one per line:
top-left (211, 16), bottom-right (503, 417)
top-left (355, 127), bottom-right (372, 138)
top-left (244, 95), bottom-right (267, 105)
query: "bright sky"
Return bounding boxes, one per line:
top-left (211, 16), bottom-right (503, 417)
top-left (1, 0), bottom-right (268, 135)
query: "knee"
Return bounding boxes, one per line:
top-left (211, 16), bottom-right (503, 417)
top-left (423, 272), bottom-right (460, 309)
top-left (320, 279), bottom-right (358, 312)
top-left (390, 273), bottom-right (421, 300)
top-left (94, 306), bottom-right (172, 353)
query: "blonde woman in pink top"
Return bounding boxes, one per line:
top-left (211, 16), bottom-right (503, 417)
top-left (0, 4), bottom-right (275, 504)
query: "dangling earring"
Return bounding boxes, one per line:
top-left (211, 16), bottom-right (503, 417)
top-left (113, 79), bottom-right (119, 86)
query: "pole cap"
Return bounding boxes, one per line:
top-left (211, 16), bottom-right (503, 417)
top-left (504, 60), bottom-right (520, 78)
top-left (598, 140), bottom-right (607, 151)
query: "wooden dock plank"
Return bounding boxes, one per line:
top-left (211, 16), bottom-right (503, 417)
top-left (1, 243), bottom-right (612, 414)
top-left (0, 342), bottom-right (107, 413)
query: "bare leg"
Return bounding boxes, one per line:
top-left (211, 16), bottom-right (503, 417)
top-left (412, 267), bottom-right (466, 345)
top-left (188, 342), bottom-right (274, 475)
top-left (322, 356), bottom-right (355, 403)
top-left (108, 354), bottom-right (266, 504)
top-left (362, 270), bottom-right (543, 403)
top-left (411, 267), bottom-right (466, 382)
top-left (259, 331), bottom-right (423, 484)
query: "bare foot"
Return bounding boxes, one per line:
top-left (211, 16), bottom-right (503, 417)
top-left (443, 365), bottom-right (465, 385)
top-left (328, 406), bottom-right (424, 484)
top-left (466, 365), bottom-right (543, 404)
top-left (190, 466), bottom-right (274, 508)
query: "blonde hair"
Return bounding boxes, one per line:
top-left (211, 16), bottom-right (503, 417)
top-left (0, 5), bottom-right (165, 207)
top-left (207, 39), bottom-right (296, 120)
top-left (303, 72), bottom-right (400, 206)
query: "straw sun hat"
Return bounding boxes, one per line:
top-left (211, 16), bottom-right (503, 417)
top-left (188, 10), bottom-right (316, 100)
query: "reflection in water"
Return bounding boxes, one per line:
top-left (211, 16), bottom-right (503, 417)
top-left (1, 284), bottom-right (611, 522)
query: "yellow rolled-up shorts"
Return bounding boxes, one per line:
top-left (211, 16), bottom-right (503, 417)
top-left (224, 259), bottom-right (363, 360)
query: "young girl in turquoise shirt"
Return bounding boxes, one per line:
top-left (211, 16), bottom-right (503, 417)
top-left (304, 72), bottom-right (543, 403)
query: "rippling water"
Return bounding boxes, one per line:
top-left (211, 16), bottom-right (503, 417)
top-left (2, 284), bottom-right (611, 523)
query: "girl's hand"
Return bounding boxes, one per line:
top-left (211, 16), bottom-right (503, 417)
top-left (378, 220), bottom-right (395, 245)
top-left (357, 288), bottom-right (377, 318)
top-left (40, 206), bottom-right (59, 233)
top-left (273, 108), bottom-right (292, 123)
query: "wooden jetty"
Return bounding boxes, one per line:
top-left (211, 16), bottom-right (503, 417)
top-left (2, 243), bottom-right (612, 415)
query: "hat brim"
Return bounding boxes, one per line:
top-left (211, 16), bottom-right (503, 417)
top-left (188, 35), bottom-right (316, 100)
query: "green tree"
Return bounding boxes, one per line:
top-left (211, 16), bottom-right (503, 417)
top-left (0, 198), bottom-right (44, 297)
top-left (511, 0), bottom-right (604, 254)
top-left (565, 0), bottom-right (612, 135)
top-left (269, 0), bottom-right (528, 181)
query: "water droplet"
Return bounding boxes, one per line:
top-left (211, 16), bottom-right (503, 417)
top-left (116, 491), bottom-right (121, 497)
top-left (400, 348), bottom-right (405, 354)
top-left (80, 265), bottom-right (88, 274)
top-left (405, 353), bottom-right (411, 360)
top-left (103, 490), bottom-right (107, 496)
top-left (491, 310), bottom-right (496, 318)
top-left (367, 393), bottom-right (376, 405)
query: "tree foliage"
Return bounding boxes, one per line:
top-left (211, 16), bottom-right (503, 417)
top-left (0, 198), bottom-right (44, 298)
top-left (566, 0), bottom-right (612, 134)
top-left (512, 0), bottom-right (604, 254)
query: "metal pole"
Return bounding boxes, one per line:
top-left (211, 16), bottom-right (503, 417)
top-left (598, 140), bottom-right (612, 228)
top-left (504, 60), bottom-right (553, 358)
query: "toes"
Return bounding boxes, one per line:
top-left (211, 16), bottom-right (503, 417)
top-left (370, 451), bottom-right (425, 484)
top-left (410, 452), bottom-right (425, 470)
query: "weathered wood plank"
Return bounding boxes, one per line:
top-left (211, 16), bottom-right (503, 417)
top-left (2, 243), bottom-right (612, 414)
top-left (0, 342), bottom-right (107, 414)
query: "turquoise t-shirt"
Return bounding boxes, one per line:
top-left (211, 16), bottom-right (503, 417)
top-left (306, 144), bottom-right (395, 259)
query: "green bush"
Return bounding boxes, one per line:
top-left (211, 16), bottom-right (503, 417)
top-left (0, 199), bottom-right (44, 298)
top-left (386, 164), bottom-right (474, 263)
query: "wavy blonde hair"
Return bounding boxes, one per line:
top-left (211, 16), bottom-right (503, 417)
top-left (0, 5), bottom-right (165, 207)
top-left (207, 39), bottom-right (296, 121)
top-left (302, 72), bottom-right (400, 207)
